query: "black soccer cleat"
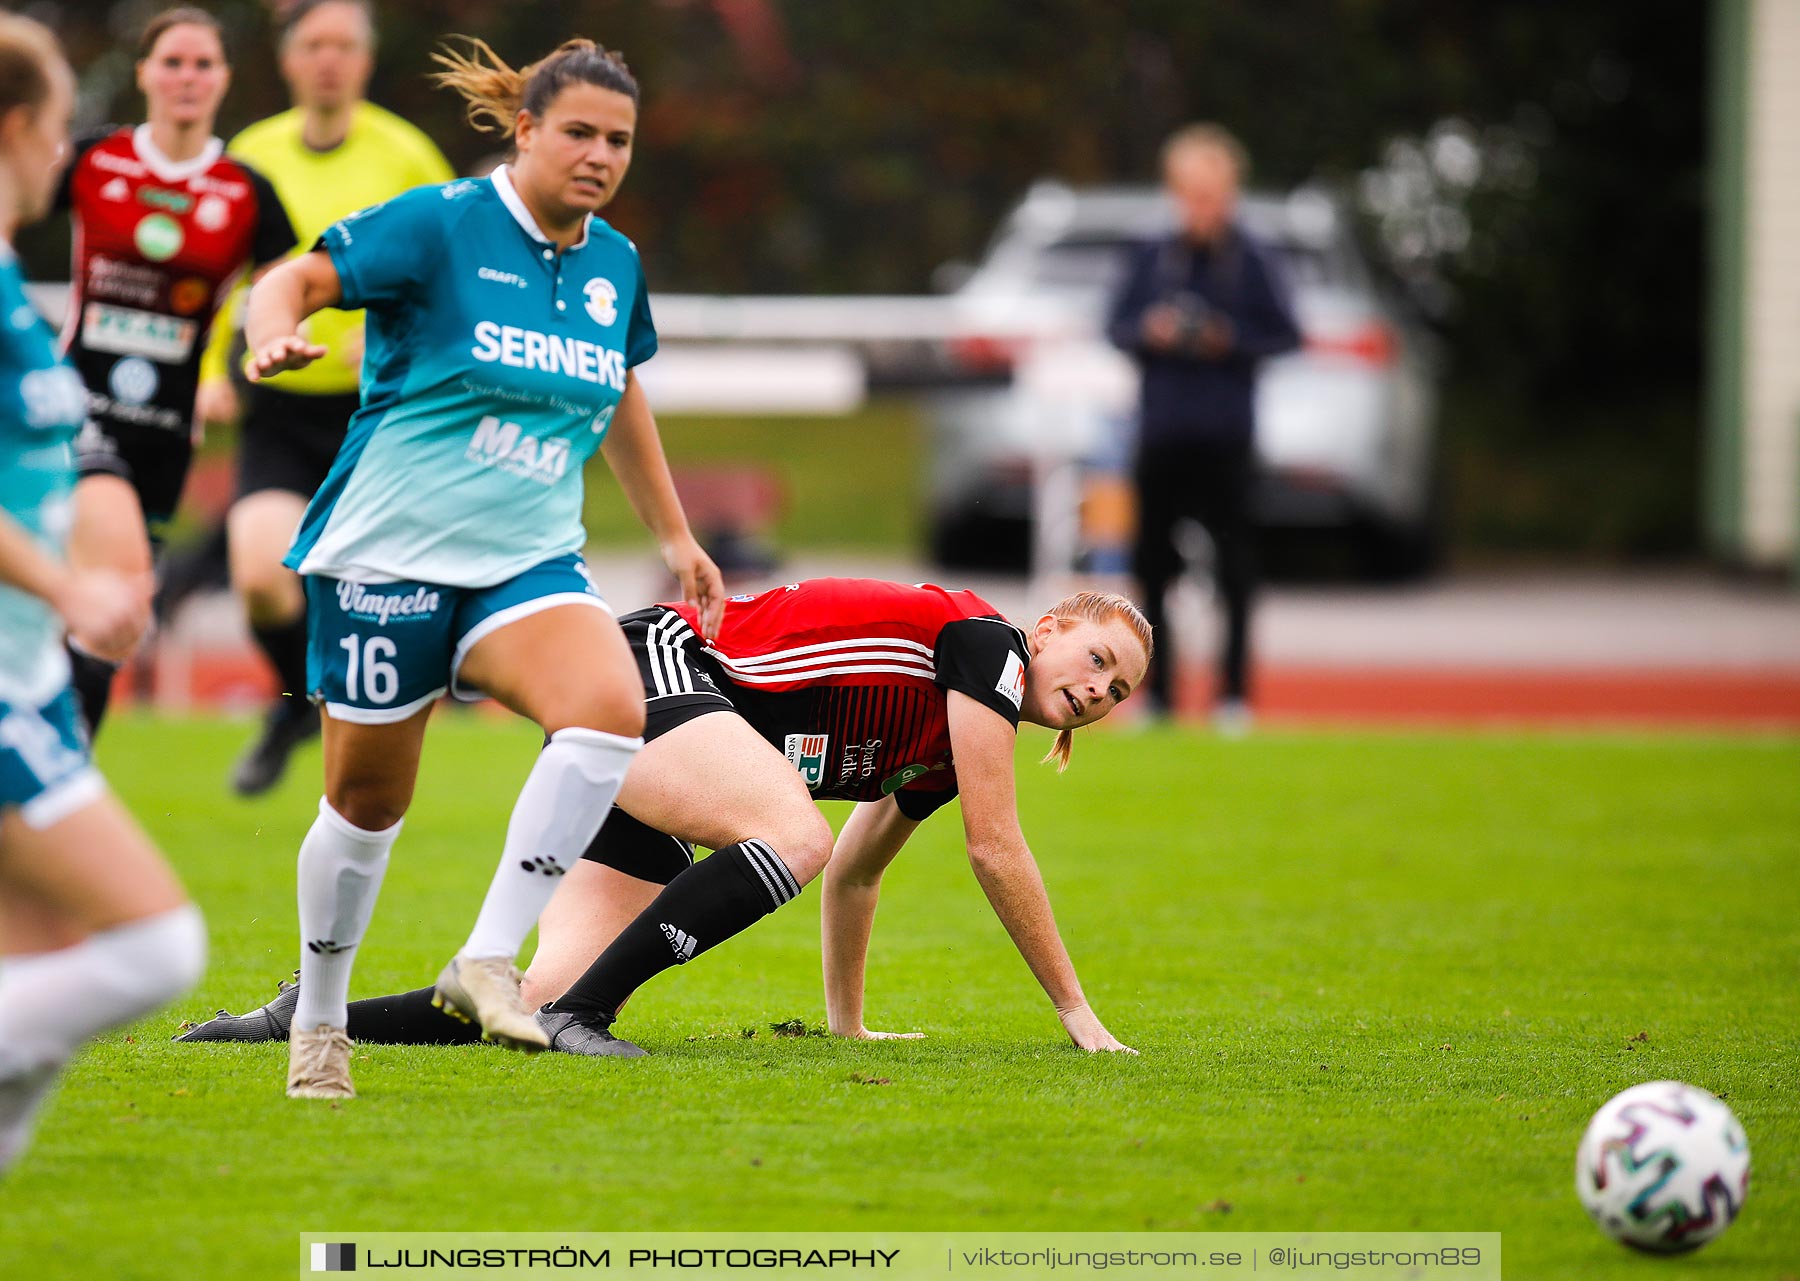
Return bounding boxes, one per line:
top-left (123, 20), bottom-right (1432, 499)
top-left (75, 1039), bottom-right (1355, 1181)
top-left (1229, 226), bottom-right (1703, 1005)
top-left (230, 700), bottom-right (320, 797)
top-left (174, 972), bottom-right (299, 1043)
top-left (535, 1007), bottom-right (648, 1058)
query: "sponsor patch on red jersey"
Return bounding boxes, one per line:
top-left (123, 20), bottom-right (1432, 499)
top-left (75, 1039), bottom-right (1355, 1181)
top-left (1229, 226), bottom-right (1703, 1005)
top-left (996, 651), bottom-right (1026, 710)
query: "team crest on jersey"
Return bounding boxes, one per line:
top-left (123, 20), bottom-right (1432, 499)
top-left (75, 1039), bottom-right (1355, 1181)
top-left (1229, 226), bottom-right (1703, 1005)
top-left (583, 277), bottom-right (618, 326)
top-left (195, 195), bottom-right (229, 232)
top-left (784, 734), bottom-right (829, 790)
top-left (108, 357), bottom-right (159, 407)
top-left (996, 651), bottom-right (1026, 710)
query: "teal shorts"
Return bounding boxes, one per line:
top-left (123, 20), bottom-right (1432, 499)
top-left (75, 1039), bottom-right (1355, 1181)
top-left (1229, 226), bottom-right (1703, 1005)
top-left (0, 682), bottom-right (103, 829)
top-left (304, 553), bottom-right (608, 724)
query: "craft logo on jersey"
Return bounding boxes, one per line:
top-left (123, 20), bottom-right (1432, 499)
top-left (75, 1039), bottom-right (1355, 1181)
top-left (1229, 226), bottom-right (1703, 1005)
top-left (996, 651), bottom-right (1026, 710)
top-left (466, 414), bottom-right (570, 485)
top-left (784, 734), bottom-right (829, 790)
top-left (583, 278), bottom-right (618, 326)
top-left (478, 266), bottom-right (528, 290)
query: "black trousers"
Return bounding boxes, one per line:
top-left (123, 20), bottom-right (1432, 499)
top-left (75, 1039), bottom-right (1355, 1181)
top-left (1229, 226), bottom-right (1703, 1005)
top-left (1132, 438), bottom-right (1259, 709)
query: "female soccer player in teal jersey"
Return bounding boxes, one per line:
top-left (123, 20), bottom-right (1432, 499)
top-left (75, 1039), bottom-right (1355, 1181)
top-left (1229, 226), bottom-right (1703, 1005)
top-left (0, 14), bottom-right (205, 1173)
top-left (242, 37), bottom-right (723, 1099)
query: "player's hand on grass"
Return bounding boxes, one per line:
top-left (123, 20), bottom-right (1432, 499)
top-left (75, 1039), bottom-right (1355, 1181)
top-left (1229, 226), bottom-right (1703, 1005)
top-left (246, 334), bottom-right (327, 382)
top-left (1058, 1003), bottom-right (1137, 1054)
top-left (55, 568), bottom-right (151, 661)
top-left (665, 535), bottom-right (726, 640)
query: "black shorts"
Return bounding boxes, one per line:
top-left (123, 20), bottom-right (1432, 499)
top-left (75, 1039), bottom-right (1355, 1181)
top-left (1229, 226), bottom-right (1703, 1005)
top-left (235, 386), bottom-right (358, 501)
top-left (74, 414), bottom-right (192, 542)
top-left (579, 606), bottom-right (737, 882)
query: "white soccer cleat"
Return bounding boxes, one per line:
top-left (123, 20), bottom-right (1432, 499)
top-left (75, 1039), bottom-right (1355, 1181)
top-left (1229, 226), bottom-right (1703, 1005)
top-left (431, 955), bottom-right (548, 1052)
top-left (286, 1024), bottom-right (354, 1099)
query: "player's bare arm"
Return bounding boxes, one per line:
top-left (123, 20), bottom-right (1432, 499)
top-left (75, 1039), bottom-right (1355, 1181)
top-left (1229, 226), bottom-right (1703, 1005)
top-left (598, 372), bottom-right (724, 638)
top-left (822, 794), bottom-right (924, 1040)
top-left (244, 251), bottom-right (341, 380)
top-left (947, 689), bottom-right (1136, 1054)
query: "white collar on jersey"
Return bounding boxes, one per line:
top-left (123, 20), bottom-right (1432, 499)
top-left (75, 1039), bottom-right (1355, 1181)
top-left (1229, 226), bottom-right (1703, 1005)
top-left (490, 163), bottom-right (591, 252)
top-left (131, 125), bottom-right (224, 184)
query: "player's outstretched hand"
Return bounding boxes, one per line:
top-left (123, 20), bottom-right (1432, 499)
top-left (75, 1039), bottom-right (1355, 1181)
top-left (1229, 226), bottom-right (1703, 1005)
top-left (1058, 1003), bottom-right (1138, 1054)
top-left (54, 568), bottom-right (151, 662)
top-left (665, 535), bottom-right (726, 640)
top-left (836, 1027), bottom-right (926, 1041)
top-left (246, 334), bottom-right (327, 382)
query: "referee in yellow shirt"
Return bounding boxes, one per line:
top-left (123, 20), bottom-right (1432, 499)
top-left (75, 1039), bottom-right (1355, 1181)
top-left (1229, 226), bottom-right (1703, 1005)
top-left (199, 0), bottom-right (453, 795)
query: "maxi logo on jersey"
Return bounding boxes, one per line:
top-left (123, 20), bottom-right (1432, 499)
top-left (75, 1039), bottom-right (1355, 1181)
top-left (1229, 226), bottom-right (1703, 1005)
top-left (466, 415), bottom-right (570, 485)
top-left (469, 321), bottom-right (627, 392)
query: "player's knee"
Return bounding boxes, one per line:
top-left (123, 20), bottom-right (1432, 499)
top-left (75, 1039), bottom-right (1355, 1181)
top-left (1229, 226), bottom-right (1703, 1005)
top-left (763, 809), bottom-right (833, 886)
top-left (326, 784), bottom-right (409, 833)
top-left (544, 688), bottom-right (645, 740)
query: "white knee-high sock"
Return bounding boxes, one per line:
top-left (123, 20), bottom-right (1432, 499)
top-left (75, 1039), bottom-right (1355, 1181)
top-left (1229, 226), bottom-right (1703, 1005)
top-left (0, 904), bottom-right (207, 1075)
top-left (0, 904), bottom-right (204, 1171)
top-left (292, 798), bottom-right (400, 1032)
top-left (460, 727), bottom-right (642, 960)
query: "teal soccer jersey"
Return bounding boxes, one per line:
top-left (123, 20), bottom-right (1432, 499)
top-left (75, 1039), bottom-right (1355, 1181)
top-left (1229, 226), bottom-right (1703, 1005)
top-left (0, 242), bottom-right (89, 706)
top-left (286, 166), bottom-right (658, 587)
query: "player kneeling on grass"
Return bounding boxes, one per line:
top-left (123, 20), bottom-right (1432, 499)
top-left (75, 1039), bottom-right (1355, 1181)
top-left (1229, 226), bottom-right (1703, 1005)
top-left (179, 579), bottom-right (1148, 1055)
top-left (0, 15), bottom-right (205, 1174)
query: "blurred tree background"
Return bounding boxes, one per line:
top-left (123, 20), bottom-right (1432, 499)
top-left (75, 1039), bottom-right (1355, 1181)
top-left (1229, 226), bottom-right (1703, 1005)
top-left (30, 0), bottom-right (1706, 562)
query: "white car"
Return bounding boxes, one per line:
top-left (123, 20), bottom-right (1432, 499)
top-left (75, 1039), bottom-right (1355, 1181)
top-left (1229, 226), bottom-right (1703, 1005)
top-left (927, 181), bottom-right (1443, 577)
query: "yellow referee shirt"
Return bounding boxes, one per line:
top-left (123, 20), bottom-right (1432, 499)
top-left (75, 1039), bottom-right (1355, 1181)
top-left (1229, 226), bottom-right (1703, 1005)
top-left (202, 101), bottom-right (454, 396)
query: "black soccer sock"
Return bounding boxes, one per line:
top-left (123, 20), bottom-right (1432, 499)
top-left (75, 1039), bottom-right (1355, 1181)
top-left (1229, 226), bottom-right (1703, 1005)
top-left (67, 643), bottom-right (119, 735)
top-left (549, 839), bottom-right (801, 1021)
top-left (251, 615), bottom-right (310, 703)
top-left (345, 986), bottom-right (484, 1045)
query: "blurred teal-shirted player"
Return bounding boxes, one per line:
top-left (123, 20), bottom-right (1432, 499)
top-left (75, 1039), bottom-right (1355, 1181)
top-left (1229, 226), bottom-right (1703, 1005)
top-left (242, 36), bottom-right (724, 1099)
top-left (0, 13), bottom-right (204, 1173)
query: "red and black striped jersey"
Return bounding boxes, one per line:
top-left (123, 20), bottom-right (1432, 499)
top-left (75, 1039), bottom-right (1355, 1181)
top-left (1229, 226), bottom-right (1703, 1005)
top-left (56, 127), bottom-right (295, 435)
top-left (666, 578), bottom-right (1032, 818)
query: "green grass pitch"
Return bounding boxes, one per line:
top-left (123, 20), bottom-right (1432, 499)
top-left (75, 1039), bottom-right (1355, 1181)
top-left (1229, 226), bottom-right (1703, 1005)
top-left (1, 715), bottom-right (1795, 1278)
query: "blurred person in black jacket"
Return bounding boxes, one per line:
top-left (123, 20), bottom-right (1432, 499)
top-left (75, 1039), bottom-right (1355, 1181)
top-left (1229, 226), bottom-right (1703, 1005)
top-left (1107, 124), bottom-right (1301, 730)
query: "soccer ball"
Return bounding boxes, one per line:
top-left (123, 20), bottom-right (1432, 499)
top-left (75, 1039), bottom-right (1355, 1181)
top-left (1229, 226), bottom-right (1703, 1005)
top-left (1575, 1080), bottom-right (1750, 1253)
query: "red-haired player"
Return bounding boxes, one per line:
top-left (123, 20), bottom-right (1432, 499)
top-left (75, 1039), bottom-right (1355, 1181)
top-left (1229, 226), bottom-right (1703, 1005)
top-left (181, 579), bottom-right (1150, 1054)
